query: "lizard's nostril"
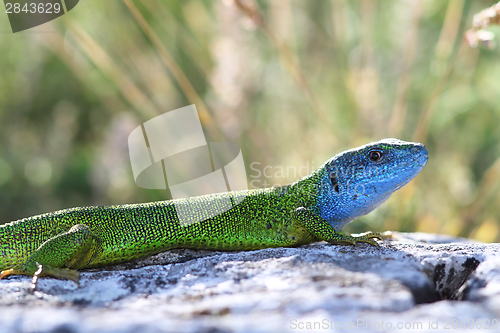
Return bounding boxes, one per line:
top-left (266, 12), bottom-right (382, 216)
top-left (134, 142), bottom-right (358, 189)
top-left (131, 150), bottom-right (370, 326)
top-left (417, 144), bottom-right (428, 155)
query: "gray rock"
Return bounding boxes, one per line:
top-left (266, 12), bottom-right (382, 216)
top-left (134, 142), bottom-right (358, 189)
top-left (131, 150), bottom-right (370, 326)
top-left (1, 232), bottom-right (500, 333)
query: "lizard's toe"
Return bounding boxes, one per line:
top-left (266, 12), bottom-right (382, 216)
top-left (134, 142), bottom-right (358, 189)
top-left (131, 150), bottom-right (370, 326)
top-left (0, 269), bottom-right (17, 280)
top-left (351, 235), bottom-right (381, 247)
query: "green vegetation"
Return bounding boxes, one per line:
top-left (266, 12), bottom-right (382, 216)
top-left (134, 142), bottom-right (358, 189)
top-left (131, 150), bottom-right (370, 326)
top-left (0, 0), bottom-right (499, 241)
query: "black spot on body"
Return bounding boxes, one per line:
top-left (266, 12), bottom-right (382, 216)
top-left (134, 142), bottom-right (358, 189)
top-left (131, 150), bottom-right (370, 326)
top-left (330, 172), bottom-right (339, 193)
top-left (266, 223), bottom-right (272, 229)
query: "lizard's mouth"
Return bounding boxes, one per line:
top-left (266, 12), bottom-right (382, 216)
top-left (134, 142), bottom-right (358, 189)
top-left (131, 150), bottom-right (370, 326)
top-left (391, 148), bottom-right (428, 189)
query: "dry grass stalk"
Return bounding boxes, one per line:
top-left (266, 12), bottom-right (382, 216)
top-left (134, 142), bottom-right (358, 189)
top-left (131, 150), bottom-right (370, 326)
top-left (122, 0), bottom-right (221, 141)
top-left (233, 0), bottom-right (331, 129)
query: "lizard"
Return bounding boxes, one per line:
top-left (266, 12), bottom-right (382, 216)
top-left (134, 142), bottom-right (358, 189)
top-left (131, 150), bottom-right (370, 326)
top-left (0, 138), bottom-right (428, 285)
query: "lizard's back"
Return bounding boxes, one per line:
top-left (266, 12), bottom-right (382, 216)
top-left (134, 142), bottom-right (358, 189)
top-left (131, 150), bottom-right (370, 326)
top-left (0, 185), bottom-right (316, 269)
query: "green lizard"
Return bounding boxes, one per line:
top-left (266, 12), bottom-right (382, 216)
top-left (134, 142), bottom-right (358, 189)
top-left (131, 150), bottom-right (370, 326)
top-left (0, 138), bottom-right (428, 285)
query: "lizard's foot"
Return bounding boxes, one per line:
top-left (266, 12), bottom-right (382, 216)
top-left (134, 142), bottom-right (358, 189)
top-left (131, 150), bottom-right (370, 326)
top-left (290, 207), bottom-right (387, 248)
top-left (31, 264), bottom-right (80, 290)
top-left (328, 231), bottom-right (385, 247)
top-left (354, 230), bottom-right (393, 237)
top-left (0, 264), bottom-right (79, 289)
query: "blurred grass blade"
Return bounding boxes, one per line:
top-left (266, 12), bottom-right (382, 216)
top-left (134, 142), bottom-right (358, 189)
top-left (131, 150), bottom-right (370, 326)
top-left (388, 0), bottom-right (422, 138)
top-left (122, 0), bottom-right (220, 141)
top-left (412, 0), bottom-right (472, 143)
top-left (233, 0), bottom-right (334, 139)
top-left (67, 21), bottom-right (159, 120)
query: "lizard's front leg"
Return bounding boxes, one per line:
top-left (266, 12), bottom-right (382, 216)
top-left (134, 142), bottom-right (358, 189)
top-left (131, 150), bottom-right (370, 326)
top-left (291, 207), bottom-right (383, 246)
top-left (0, 224), bottom-right (102, 287)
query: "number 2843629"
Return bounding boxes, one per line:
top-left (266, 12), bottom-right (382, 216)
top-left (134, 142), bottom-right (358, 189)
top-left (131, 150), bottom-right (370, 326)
top-left (5, 2), bottom-right (62, 14)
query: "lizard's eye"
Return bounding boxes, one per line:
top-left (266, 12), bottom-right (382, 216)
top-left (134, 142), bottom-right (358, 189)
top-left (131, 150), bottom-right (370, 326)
top-left (368, 150), bottom-right (383, 162)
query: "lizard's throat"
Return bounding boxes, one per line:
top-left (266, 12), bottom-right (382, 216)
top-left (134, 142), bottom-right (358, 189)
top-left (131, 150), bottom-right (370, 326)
top-left (315, 183), bottom-right (394, 231)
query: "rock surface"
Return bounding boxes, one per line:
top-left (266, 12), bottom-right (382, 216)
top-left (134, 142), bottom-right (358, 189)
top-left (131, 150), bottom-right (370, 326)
top-left (1, 232), bottom-right (500, 333)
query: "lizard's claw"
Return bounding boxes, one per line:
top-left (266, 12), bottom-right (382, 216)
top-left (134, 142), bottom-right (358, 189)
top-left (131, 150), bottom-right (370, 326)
top-left (31, 264), bottom-right (80, 288)
top-left (350, 231), bottom-right (393, 246)
top-left (0, 268), bottom-right (19, 280)
top-left (354, 231), bottom-right (393, 239)
top-left (328, 231), bottom-right (389, 247)
top-left (351, 235), bottom-right (381, 247)
top-left (0, 264), bottom-right (79, 291)
top-left (353, 231), bottom-right (383, 247)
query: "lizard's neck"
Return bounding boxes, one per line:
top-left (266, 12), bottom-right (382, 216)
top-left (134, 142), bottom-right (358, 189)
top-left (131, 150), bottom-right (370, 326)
top-left (284, 169), bottom-right (324, 210)
top-left (288, 165), bottom-right (392, 231)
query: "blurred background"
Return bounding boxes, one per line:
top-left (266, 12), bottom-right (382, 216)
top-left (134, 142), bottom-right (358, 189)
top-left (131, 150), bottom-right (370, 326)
top-left (0, 0), bottom-right (499, 241)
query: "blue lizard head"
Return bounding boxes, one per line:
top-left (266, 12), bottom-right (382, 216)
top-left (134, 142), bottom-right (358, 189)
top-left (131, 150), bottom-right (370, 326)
top-left (314, 138), bottom-right (428, 230)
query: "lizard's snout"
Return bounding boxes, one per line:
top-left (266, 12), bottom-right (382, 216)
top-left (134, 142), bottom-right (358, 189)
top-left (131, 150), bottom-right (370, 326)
top-left (411, 143), bottom-right (428, 167)
top-left (418, 144), bottom-right (429, 166)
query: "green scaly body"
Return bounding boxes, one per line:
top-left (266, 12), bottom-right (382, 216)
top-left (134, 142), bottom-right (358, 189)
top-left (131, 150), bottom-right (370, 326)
top-left (0, 139), bottom-right (428, 284)
top-left (1, 184), bottom-right (318, 270)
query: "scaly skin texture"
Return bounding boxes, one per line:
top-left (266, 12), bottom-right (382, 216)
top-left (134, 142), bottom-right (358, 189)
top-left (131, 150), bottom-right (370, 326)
top-left (0, 139), bottom-right (428, 284)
